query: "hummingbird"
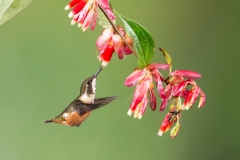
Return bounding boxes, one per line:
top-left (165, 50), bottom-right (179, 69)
top-left (44, 67), bottom-right (118, 127)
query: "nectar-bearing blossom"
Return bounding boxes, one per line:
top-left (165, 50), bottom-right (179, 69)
top-left (96, 26), bottom-right (133, 66)
top-left (160, 70), bottom-right (206, 111)
top-left (158, 70), bottom-right (206, 138)
top-left (158, 107), bottom-right (181, 138)
top-left (124, 63), bottom-right (170, 119)
top-left (65, 0), bottom-right (115, 31)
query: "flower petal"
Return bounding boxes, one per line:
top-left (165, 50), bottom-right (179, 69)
top-left (160, 98), bottom-right (168, 111)
top-left (98, 45), bottom-right (114, 66)
top-left (66, 0), bottom-right (82, 9)
top-left (133, 102), bottom-right (142, 118)
top-left (172, 80), bottom-right (189, 97)
top-left (90, 11), bottom-right (98, 30)
top-left (77, 1), bottom-right (92, 24)
top-left (112, 35), bottom-right (125, 59)
top-left (99, 0), bottom-right (116, 20)
top-left (124, 70), bottom-right (145, 87)
top-left (124, 46), bottom-right (132, 54)
top-left (158, 111), bottom-right (178, 136)
top-left (149, 63), bottom-right (170, 71)
top-left (138, 94), bottom-right (148, 119)
top-left (71, 0), bottom-right (86, 15)
top-left (151, 69), bottom-right (165, 98)
top-left (180, 89), bottom-right (189, 99)
top-left (96, 29), bottom-right (113, 47)
top-left (198, 90), bottom-right (206, 108)
top-left (129, 80), bottom-right (148, 112)
top-left (170, 122), bottom-right (181, 138)
top-left (82, 10), bottom-right (93, 31)
top-left (149, 88), bottom-right (157, 111)
top-left (90, 1), bottom-right (98, 30)
top-left (183, 86), bottom-right (200, 110)
top-left (123, 36), bottom-right (133, 54)
top-left (164, 84), bottom-right (173, 100)
top-left (171, 70), bottom-right (201, 80)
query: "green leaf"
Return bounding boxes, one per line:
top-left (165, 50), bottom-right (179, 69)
top-left (118, 14), bottom-right (155, 68)
top-left (0, 0), bottom-right (33, 26)
top-left (97, 8), bottom-right (116, 29)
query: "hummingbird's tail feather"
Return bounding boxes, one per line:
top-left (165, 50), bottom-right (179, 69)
top-left (83, 96), bottom-right (119, 110)
top-left (44, 119), bottom-right (53, 123)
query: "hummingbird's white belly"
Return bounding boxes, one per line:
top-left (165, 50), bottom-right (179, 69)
top-left (79, 93), bottom-right (95, 104)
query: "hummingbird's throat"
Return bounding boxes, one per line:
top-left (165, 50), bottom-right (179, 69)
top-left (79, 78), bottom-right (97, 104)
top-left (79, 93), bottom-right (95, 104)
top-left (90, 78), bottom-right (96, 94)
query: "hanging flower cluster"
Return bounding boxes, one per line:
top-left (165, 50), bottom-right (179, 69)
top-left (63, 0), bottom-right (206, 138)
top-left (124, 50), bottom-right (206, 138)
top-left (124, 63), bottom-right (170, 118)
top-left (157, 69), bottom-right (206, 137)
top-left (96, 26), bottom-right (133, 66)
top-left (65, 0), bottom-right (115, 31)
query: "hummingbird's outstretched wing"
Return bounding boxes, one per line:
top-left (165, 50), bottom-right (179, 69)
top-left (82, 96), bottom-right (118, 111)
top-left (44, 96), bottom-right (118, 125)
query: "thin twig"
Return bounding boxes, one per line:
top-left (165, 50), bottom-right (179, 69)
top-left (99, 6), bottom-right (138, 58)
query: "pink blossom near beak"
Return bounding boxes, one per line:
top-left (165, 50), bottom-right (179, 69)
top-left (96, 26), bottom-right (133, 66)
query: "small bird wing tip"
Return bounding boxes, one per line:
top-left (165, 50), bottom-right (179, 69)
top-left (113, 95), bottom-right (120, 98)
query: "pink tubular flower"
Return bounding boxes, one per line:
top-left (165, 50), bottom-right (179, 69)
top-left (96, 26), bottom-right (133, 66)
top-left (158, 107), bottom-right (181, 138)
top-left (160, 70), bottom-right (206, 111)
top-left (124, 63), bottom-right (170, 119)
top-left (65, 0), bottom-right (115, 31)
top-left (157, 70), bottom-right (206, 138)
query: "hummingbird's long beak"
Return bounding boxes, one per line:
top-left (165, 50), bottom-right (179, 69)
top-left (94, 66), bottom-right (103, 77)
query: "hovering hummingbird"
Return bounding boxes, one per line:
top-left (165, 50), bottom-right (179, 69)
top-left (44, 67), bottom-right (118, 127)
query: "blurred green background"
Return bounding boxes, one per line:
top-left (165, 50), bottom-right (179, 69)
top-left (0, 0), bottom-right (240, 160)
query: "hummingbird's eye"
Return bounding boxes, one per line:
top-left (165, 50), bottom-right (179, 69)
top-left (87, 80), bottom-right (92, 85)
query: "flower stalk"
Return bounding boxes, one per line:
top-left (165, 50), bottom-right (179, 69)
top-left (99, 5), bottom-right (138, 58)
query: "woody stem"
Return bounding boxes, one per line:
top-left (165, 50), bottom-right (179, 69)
top-left (99, 6), bottom-right (138, 58)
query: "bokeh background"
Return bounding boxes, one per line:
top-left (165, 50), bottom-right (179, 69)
top-left (1, 0), bottom-right (240, 160)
